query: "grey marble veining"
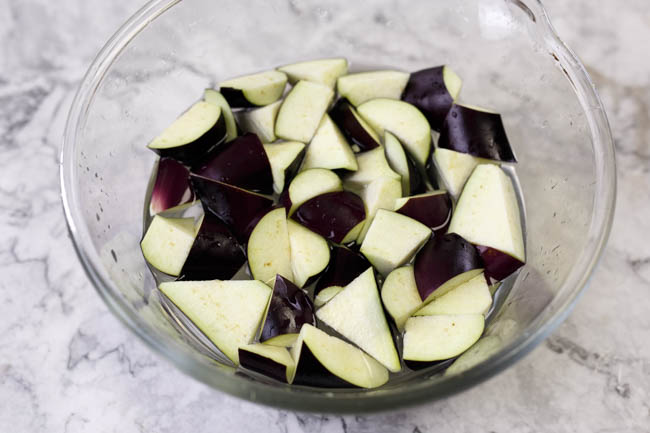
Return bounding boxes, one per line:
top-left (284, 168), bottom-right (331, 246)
top-left (0, 0), bottom-right (649, 432)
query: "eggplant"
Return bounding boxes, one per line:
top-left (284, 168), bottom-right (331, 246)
top-left (336, 70), bottom-right (410, 106)
top-left (239, 344), bottom-right (296, 383)
top-left (203, 89), bottom-right (238, 141)
top-left (190, 174), bottom-right (274, 241)
top-left (275, 80), bottom-right (334, 143)
top-left (475, 245), bottom-right (525, 282)
top-left (277, 58), bottom-right (348, 88)
top-left (193, 133), bottom-right (273, 194)
top-left (314, 245), bottom-right (371, 295)
top-left (414, 273), bottom-right (492, 316)
top-left (235, 100), bottom-right (282, 143)
top-left (328, 98), bottom-right (381, 152)
top-left (219, 70), bottom-right (287, 108)
top-left (343, 147), bottom-right (400, 189)
top-left (438, 104), bottom-right (517, 163)
top-left (140, 215), bottom-right (197, 277)
top-left (147, 101), bottom-right (227, 165)
top-left (301, 115), bottom-right (358, 171)
top-left (248, 208), bottom-right (294, 285)
top-left (314, 286), bottom-right (344, 308)
top-left (159, 279), bottom-right (272, 364)
top-left (281, 168), bottom-right (342, 215)
top-left (401, 65), bottom-right (462, 132)
top-left (287, 220), bottom-right (330, 287)
top-left (359, 209), bottom-right (431, 276)
top-left (149, 158), bottom-right (194, 215)
top-left (414, 233), bottom-right (484, 304)
top-left (259, 275), bottom-right (316, 344)
top-left (263, 141), bottom-right (306, 194)
top-left (380, 266), bottom-right (422, 330)
top-left (316, 268), bottom-right (401, 372)
top-left (292, 191), bottom-right (366, 244)
top-left (394, 190), bottom-right (452, 235)
top-left (431, 147), bottom-right (492, 198)
top-left (404, 358), bottom-right (455, 373)
top-left (384, 131), bottom-right (425, 195)
top-left (356, 176), bottom-right (402, 244)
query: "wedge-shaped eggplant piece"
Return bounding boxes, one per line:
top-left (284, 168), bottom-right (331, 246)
top-left (239, 344), bottom-right (296, 383)
top-left (401, 65), bottom-right (462, 132)
top-left (248, 208), bottom-right (294, 285)
top-left (356, 176), bottom-right (402, 244)
top-left (403, 314), bottom-right (485, 363)
top-left (360, 209), bottom-right (430, 276)
top-left (357, 99), bottom-right (431, 168)
top-left (384, 132), bottom-right (424, 195)
top-left (219, 70), bottom-right (287, 108)
top-left (414, 273), bottom-right (492, 316)
top-left (263, 141), bottom-right (306, 194)
top-left (235, 100), bottom-right (282, 143)
top-left (314, 245), bottom-right (371, 295)
top-left (262, 334), bottom-right (299, 348)
top-left (431, 147), bottom-right (494, 198)
top-left (476, 245), bottom-right (525, 282)
top-left (448, 164), bottom-right (525, 262)
top-left (287, 220), bottom-right (330, 287)
top-left (301, 115), bottom-right (358, 171)
top-left (394, 190), bottom-right (452, 235)
top-left (414, 233), bottom-right (484, 304)
top-left (329, 98), bottom-right (381, 152)
top-left (438, 104), bottom-right (516, 162)
top-left (181, 213), bottom-right (246, 280)
top-left (293, 191), bottom-right (366, 244)
top-left (148, 101), bottom-right (226, 164)
top-left (316, 268), bottom-right (400, 372)
top-left (278, 58), bottom-right (348, 88)
top-left (275, 80), bottom-right (334, 143)
top-left (337, 70), bottom-right (410, 106)
top-left (260, 275), bottom-right (315, 344)
top-left (203, 89), bottom-right (237, 141)
top-left (444, 334), bottom-right (501, 376)
top-left (381, 266), bottom-right (422, 330)
top-left (159, 279), bottom-right (272, 364)
top-left (141, 215), bottom-right (197, 276)
top-left (344, 147), bottom-right (400, 190)
top-left (149, 158), bottom-right (194, 215)
top-left (281, 168), bottom-right (342, 215)
top-left (314, 286), bottom-right (344, 308)
top-left (191, 174), bottom-right (274, 241)
top-left (193, 133), bottom-right (273, 194)
top-left (290, 324), bottom-right (389, 388)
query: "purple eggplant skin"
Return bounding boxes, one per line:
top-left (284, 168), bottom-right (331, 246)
top-left (260, 275), bottom-right (316, 343)
top-left (180, 213), bottom-right (246, 280)
top-left (395, 192), bottom-right (452, 236)
top-left (314, 246), bottom-right (371, 295)
top-left (278, 189), bottom-right (292, 214)
top-left (283, 148), bottom-right (307, 192)
top-left (406, 150), bottom-right (428, 194)
top-left (424, 155), bottom-right (441, 190)
top-left (293, 344), bottom-right (357, 388)
top-left (414, 233), bottom-right (483, 301)
top-left (149, 158), bottom-right (194, 215)
top-left (401, 66), bottom-right (454, 132)
top-left (193, 133), bottom-right (273, 194)
top-left (219, 87), bottom-right (255, 109)
top-left (292, 191), bottom-right (366, 244)
top-left (476, 245), bottom-right (525, 282)
top-left (404, 357), bottom-right (455, 372)
top-left (329, 98), bottom-right (380, 152)
top-left (150, 113), bottom-right (227, 165)
top-left (438, 104), bottom-right (517, 163)
top-left (238, 348), bottom-right (290, 383)
top-left (190, 174), bottom-right (274, 241)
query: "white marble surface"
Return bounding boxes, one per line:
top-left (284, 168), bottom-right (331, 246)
top-left (1, 0), bottom-right (649, 432)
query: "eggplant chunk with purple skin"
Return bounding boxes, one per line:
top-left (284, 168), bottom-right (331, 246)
top-left (329, 98), bottom-right (381, 152)
top-left (278, 58), bottom-right (348, 88)
top-left (394, 190), bottom-right (452, 235)
top-left (149, 158), bottom-right (194, 215)
top-left (431, 147), bottom-right (495, 199)
top-left (263, 141), bottom-right (306, 194)
top-left (343, 146), bottom-right (400, 191)
top-left (287, 220), bottom-right (330, 288)
top-left (219, 70), bottom-right (287, 108)
top-left (384, 131), bottom-right (425, 196)
top-left (140, 215), bottom-right (197, 277)
top-left (248, 208), bottom-right (294, 285)
top-left (281, 168), bottom-right (342, 216)
top-left (239, 344), bottom-right (296, 383)
top-left (203, 89), bottom-right (238, 142)
top-left (381, 266), bottom-right (422, 330)
top-left (314, 286), bottom-right (344, 308)
top-left (314, 245), bottom-right (371, 295)
top-left (337, 70), bottom-right (410, 106)
top-left (414, 272), bottom-right (492, 316)
top-left (235, 100), bottom-right (282, 143)
top-left (301, 115), bottom-right (358, 171)
top-left (356, 176), bottom-right (402, 244)
top-left (275, 80), bottom-right (334, 143)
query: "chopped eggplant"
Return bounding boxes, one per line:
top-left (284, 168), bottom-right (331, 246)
top-left (431, 147), bottom-right (494, 198)
top-left (278, 58), bottom-right (348, 88)
top-left (149, 158), bottom-right (194, 215)
top-left (235, 100), bottom-right (282, 143)
top-left (414, 273), bottom-right (492, 316)
top-left (329, 98), bottom-right (381, 152)
top-left (356, 176), bottom-right (402, 243)
top-left (394, 190), bottom-right (452, 235)
top-left (337, 70), bottom-right (410, 106)
top-left (239, 343), bottom-right (296, 383)
top-left (343, 147), bottom-right (400, 190)
top-left (314, 286), bottom-right (344, 308)
top-left (476, 245), bottom-right (525, 282)
top-left (248, 208), bottom-right (294, 285)
top-left (219, 70), bottom-right (287, 107)
top-left (275, 80), bottom-right (335, 143)
top-left (301, 115), bottom-right (358, 171)
top-left (263, 141), bottom-right (306, 194)
top-left (380, 266), bottom-right (422, 330)
top-left (203, 89), bottom-right (238, 141)
top-left (314, 245), bottom-right (371, 295)
top-left (281, 168), bottom-right (342, 215)
top-left (287, 220), bottom-right (330, 287)
top-left (384, 132), bottom-right (425, 195)
top-left (141, 215), bottom-right (197, 276)
top-left (260, 275), bottom-right (315, 343)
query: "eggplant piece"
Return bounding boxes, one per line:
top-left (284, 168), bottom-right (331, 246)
top-left (380, 266), bottom-right (422, 330)
top-left (239, 344), bottom-right (296, 383)
top-left (219, 70), bottom-right (287, 108)
top-left (235, 100), bottom-right (282, 143)
top-left (359, 209), bottom-right (430, 276)
top-left (402, 314), bottom-right (485, 363)
top-left (314, 286), bottom-right (344, 308)
top-left (261, 333), bottom-right (299, 348)
top-left (384, 132), bottom-right (425, 195)
top-left (193, 133), bottom-right (273, 194)
top-left (260, 275), bottom-right (316, 344)
top-left (203, 89), bottom-right (238, 141)
top-left (438, 104), bottom-right (517, 163)
top-left (263, 141), bottom-right (306, 194)
top-left (328, 98), bottom-right (381, 152)
top-left (292, 191), bottom-right (366, 244)
top-left (275, 80), bottom-right (335, 143)
top-left (159, 279), bottom-right (272, 364)
top-left (287, 220), bottom-right (330, 288)
top-left (356, 176), bottom-right (402, 244)
top-left (337, 70), bottom-right (410, 106)
top-left (448, 164), bottom-right (525, 262)
top-left (357, 98), bottom-right (431, 168)
top-left (401, 65), bottom-right (462, 132)
top-left (316, 268), bottom-right (401, 372)
top-left (248, 208), bottom-right (294, 285)
top-left (180, 213), bottom-right (246, 281)
top-left (414, 273), bottom-right (492, 316)
top-left (476, 245), bottom-right (525, 282)
top-left (394, 190), bottom-right (452, 235)
top-left (314, 245), bottom-right (371, 295)
top-left (444, 334), bottom-right (502, 376)
top-left (343, 147), bottom-right (400, 190)
top-left (149, 158), bottom-right (194, 215)
top-left (281, 168), bottom-right (342, 215)
top-left (148, 101), bottom-right (227, 165)
top-left (277, 58), bottom-right (348, 88)
top-left (414, 233), bottom-right (484, 304)
top-left (290, 324), bottom-right (389, 388)
top-left (140, 215), bottom-right (197, 276)
top-left (301, 115), bottom-right (358, 171)
top-left (190, 174), bottom-right (274, 241)
top-left (431, 147), bottom-right (494, 198)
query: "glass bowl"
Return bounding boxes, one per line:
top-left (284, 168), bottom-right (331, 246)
top-left (60, 0), bottom-right (615, 413)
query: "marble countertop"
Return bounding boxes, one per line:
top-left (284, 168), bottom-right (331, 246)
top-left (1, 0), bottom-right (649, 431)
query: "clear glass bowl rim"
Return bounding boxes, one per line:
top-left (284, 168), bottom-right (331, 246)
top-left (60, 0), bottom-right (616, 413)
